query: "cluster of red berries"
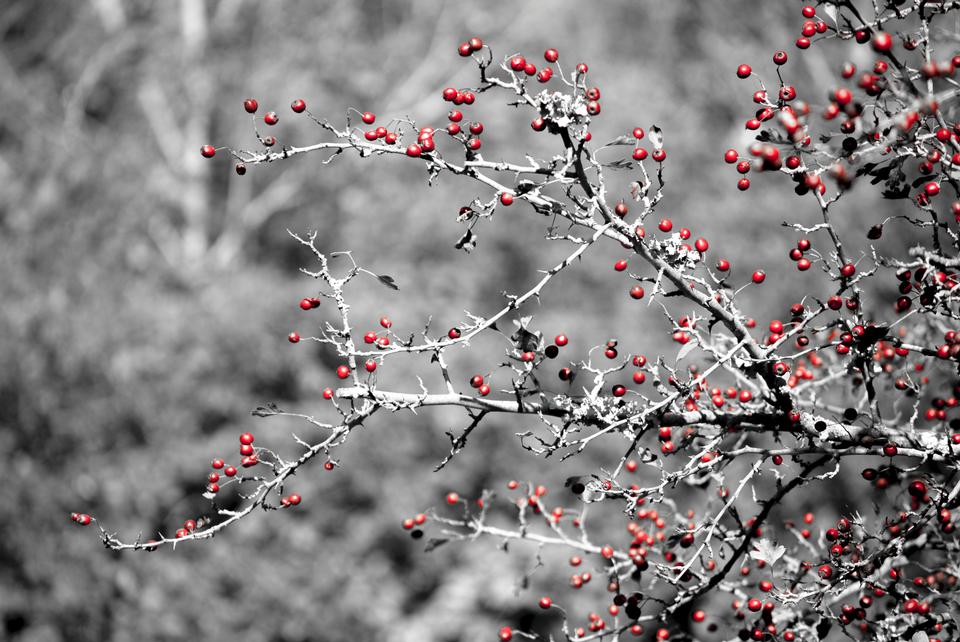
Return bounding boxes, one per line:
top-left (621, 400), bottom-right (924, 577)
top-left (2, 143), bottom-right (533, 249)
top-left (204, 432), bottom-right (260, 500)
top-left (400, 513), bottom-right (427, 539)
top-left (70, 512), bottom-right (92, 526)
top-left (200, 96), bottom-right (308, 173)
top-left (175, 518), bottom-right (200, 539)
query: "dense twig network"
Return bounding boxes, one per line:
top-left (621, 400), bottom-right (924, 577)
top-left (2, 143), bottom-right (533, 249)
top-left (76, 2), bottom-right (960, 641)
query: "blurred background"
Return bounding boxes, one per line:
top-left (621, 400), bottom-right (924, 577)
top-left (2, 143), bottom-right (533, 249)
top-left (0, 1), bottom-right (916, 640)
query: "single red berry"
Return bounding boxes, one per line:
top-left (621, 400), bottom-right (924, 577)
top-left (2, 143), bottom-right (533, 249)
top-left (365, 359), bottom-right (377, 373)
top-left (555, 334), bottom-right (568, 347)
top-left (752, 270), bottom-right (766, 284)
top-left (658, 218), bottom-right (673, 232)
top-left (288, 332), bottom-right (300, 343)
top-left (244, 98), bottom-right (259, 114)
top-left (322, 387), bottom-right (334, 400)
top-left (240, 432), bottom-right (254, 445)
top-left (200, 145), bottom-right (216, 158)
top-left (872, 32), bottom-right (893, 52)
top-left (544, 48), bottom-right (559, 63)
top-left (446, 492), bottom-right (460, 504)
top-left (291, 99), bottom-right (306, 113)
top-left (361, 112), bottom-right (376, 124)
top-left (264, 111), bottom-right (279, 125)
top-left (724, 149), bottom-right (738, 163)
top-left (337, 365), bottom-right (351, 379)
top-left (539, 597), bottom-right (552, 609)
top-left (736, 64), bottom-right (752, 78)
top-left (406, 144), bottom-right (422, 158)
top-left (773, 50), bottom-right (788, 65)
top-left (500, 193), bottom-right (514, 206)
top-left (299, 298), bottom-right (313, 310)
top-left (630, 286), bottom-right (645, 300)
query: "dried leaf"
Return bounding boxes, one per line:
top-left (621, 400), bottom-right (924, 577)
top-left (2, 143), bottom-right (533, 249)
top-left (648, 125), bottom-right (664, 151)
top-left (377, 274), bottom-right (399, 290)
top-left (676, 340), bottom-right (698, 362)
top-left (424, 537), bottom-right (449, 553)
top-left (750, 538), bottom-right (786, 566)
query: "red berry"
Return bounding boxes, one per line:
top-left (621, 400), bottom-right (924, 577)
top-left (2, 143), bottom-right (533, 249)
top-left (500, 193), bottom-right (514, 206)
top-left (361, 112), bottom-right (376, 124)
top-left (630, 286), bottom-right (645, 300)
top-left (244, 98), bottom-right (259, 114)
top-left (240, 432), bottom-right (254, 445)
top-left (200, 145), bottom-right (216, 158)
top-left (752, 270), bottom-right (766, 284)
top-left (288, 332), bottom-right (300, 343)
top-left (299, 298), bottom-right (313, 310)
top-left (872, 32), bottom-right (893, 52)
top-left (539, 597), bottom-right (552, 609)
top-left (337, 365), bottom-right (351, 379)
top-left (365, 359), bottom-right (377, 373)
top-left (406, 144), bottom-right (422, 158)
top-left (291, 99), bottom-right (306, 113)
top-left (737, 64), bottom-right (752, 78)
top-left (544, 48), bottom-right (559, 63)
top-left (773, 51), bottom-right (788, 65)
top-left (264, 111), bottom-right (279, 125)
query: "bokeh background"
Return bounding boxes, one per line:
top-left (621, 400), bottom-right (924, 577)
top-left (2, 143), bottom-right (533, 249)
top-left (1, 1), bottom-right (913, 640)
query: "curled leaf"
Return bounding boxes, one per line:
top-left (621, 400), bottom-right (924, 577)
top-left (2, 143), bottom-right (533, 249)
top-left (648, 125), bottom-right (664, 151)
top-left (377, 274), bottom-right (399, 290)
